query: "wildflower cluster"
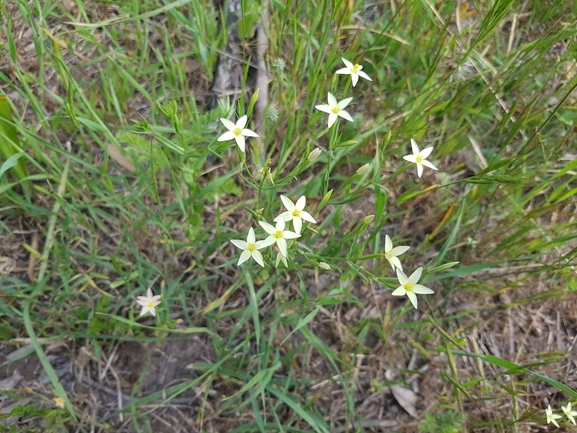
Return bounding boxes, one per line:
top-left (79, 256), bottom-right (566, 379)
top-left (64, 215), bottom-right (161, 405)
top-left (135, 56), bottom-right (442, 317)
top-left (221, 58), bottom-right (437, 308)
top-left (230, 195), bottom-right (316, 268)
top-left (546, 403), bottom-right (577, 428)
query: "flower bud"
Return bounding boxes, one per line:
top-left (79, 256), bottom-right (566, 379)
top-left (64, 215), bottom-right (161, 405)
top-left (308, 148), bottom-right (322, 162)
top-left (356, 163), bottom-right (371, 176)
top-left (363, 215), bottom-right (375, 225)
top-left (318, 262), bottom-right (330, 270)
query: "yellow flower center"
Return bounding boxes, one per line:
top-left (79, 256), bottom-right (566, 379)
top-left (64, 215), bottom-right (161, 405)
top-left (331, 107), bottom-right (340, 114)
top-left (352, 64), bottom-right (359, 72)
top-left (247, 244), bottom-right (256, 252)
top-left (233, 127), bottom-right (242, 136)
top-left (146, 301), bottom-right (155, 308)
top-left (292, 209), bottom-right (301, 217)
top-left (404, 283), bottom-right (414, 292)
top-left (275, 230), bottom-right (283, 239)
top-left (416, 155), bottom-right (424, 163)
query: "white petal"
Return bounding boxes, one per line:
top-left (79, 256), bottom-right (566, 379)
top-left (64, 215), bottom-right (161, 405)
top-left (293, 217), bottom-right (302, 235)
top-left (406, 292), bottom-right (418, 309)
top-left (412, 285), bottom-right (434, 295)
top-left (335, 67), bottom-right (352, 75)
top-left (231, 239), bottom-right (248, 249)
top-left (391, 286), bottom-right (406, 296)
top-left (351, 74), bottom-right (359, 87)
top-left (236, 115), bottom-right (248, 129)
top-left (315, 104), bottom-right (332, 114)
top-left (327, 92), bottom-right (337, 107)
top-left (338, 110), bottom-right (353, 122)
top-left (421, 160), bottom-right (438, 171)
top-left (391, 246), bottom-right (410, 255)
top-left (416, 163), bottom-right (423, 177)
top-left (235, 135), bottom-right (246, 152)
top-left (295, 195), bottom-right (306, 210)
top-left (275, 219), bottom-right (286, 231)
top-left (238, 250), bottom-right (251, 266)
top-left (220, 118), bottom-right (236, 131)
top-left (342, 58), bottom-right (354, 69)
top-left (338, 97), bottom-right (353, 109)
top-left (259, 221), bottom-right (276, 235)
top-left (396, 269), bottom-right (408, 285)
top-left (299, 210), bottom-right (316, 224)
top-left (277, 238), bottom-right (287, 257)
top-left (410, 139), bottom-right (420, 155)
top-left (260, 236), bottom-right (277, 248)
top-left (254, 240), bottom-right (266, 249)
top-left (282, 231), bottom-right (300, 240)
top-left (218, 131), bottom-right (236, 142)
top-left (384, 235), bottom-right (392, 252)
top-left (280, 195), bottom-right (295, 211)
top-left (275, 252), bottom-right (287, 268)
top-left (139, 306), bottom-right (148, 316)
top-left (247, 228), bottom-right (256, 244)
top-left (358, 71), bottom-right (372, 81)
top-left (241, 128), bottom-right (259, 138)
top-left (274, 211), bottom-right (290, 222)
top-left (389, 256), bottom-right (403, 270)
top-left (327, 113), bottom-right (338, 128)
top-left (252, 250), bottom-right (265, 267)
top-left (274, 211), bottom-right (292, 222)
top-left (420, 146), bottom-right (434, 158)
top-left (403, 155), bottom-right (417, 163)
top-left (409, 267), bottom-right (423, 284)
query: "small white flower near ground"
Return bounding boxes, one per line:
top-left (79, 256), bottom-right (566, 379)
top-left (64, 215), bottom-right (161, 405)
top-left (274, 195), bottom-right (316, 235)
top-left (392, 267), bottom-right (434, 309)
top-left (384, 235), bottom-right (410, 271)
top-left (546, 405), bottom-right (562, 427)
top-left (562, 402), bottom-right (577, 425)
top-left (259, 219), bottom-right (300, 258)
top-left (335, 58), bottom-right (372, 87)
top-left (217, 115), bottom-right (259, 152)
top-left (402, 139), bottom-right (438, 178)
top-left (54, 396), bottom-right (65, 409)
top-left (230, 228), bottom-right (266, 267)
top-left (136, 288), bottom-right (162, 317)
top-left (315, 92), bottom-right (353, 128)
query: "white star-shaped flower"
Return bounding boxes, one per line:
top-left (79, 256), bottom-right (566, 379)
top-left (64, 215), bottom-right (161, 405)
top-left (384, 235), bottom-right (410, 271)
top-left (562, 402), bottom-right (577, 425)
top-left (136, 288), bottom-right (162, 317)
top-left (335, 58), bottom-right (372, 87)
top-left (402, 139), bottom-right (438, 178)
top-left (274, 195), bottom-right (316, 235)
top-left (392, 267), bottom-right (434, 309)
top-left (217, 115), bottom-right (258, 152)
top-left (546, 405), bottom-right (562, 427)
top-left (230, 227), bottom-right (266, 267)
top-left (315, 92), bottom-right (353, 128)
top-left (259, 219), bottom-right (300, 258)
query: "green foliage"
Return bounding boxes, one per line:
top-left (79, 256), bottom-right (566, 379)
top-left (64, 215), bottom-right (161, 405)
top-left (419, 411), bottom-right (465, 433)
top-left (2, 0), bottom-right (577, 431)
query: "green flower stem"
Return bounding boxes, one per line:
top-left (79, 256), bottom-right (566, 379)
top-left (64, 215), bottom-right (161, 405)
top-left (323, 123), bottom-right (340, 196)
